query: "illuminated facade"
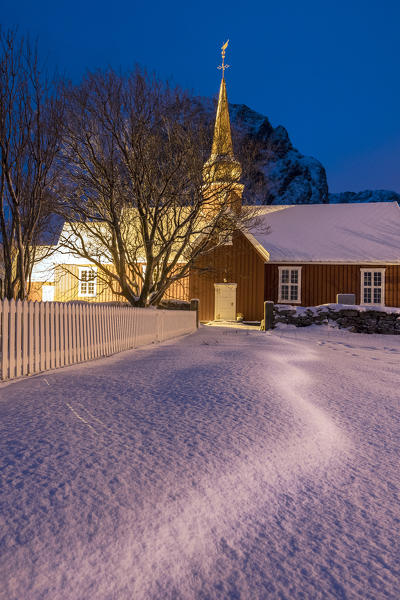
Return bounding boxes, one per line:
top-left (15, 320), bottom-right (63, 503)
top-left (30, 46), bottom-right (400, 320)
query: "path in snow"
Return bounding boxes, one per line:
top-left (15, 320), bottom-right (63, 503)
top-left (0, 325), bottom-right (399, 599)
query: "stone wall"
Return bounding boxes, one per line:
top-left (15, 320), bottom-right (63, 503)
top-left (274, 304), bottom-right (400, 335)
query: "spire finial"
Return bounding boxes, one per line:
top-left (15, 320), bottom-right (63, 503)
top-left (217, 40), bottom-right (230, 78)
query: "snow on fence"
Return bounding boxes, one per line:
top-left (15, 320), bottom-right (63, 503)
top-left (0, 299), bottom-right (197, 381)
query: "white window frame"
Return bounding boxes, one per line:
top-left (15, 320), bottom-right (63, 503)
top-left (278, 266), bottom-right (302, 304)
top-left (360, 268), bottom-right (385, 306)
top-left (78, 266), bottom-right (97, 298)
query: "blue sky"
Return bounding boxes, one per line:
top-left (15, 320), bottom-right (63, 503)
top-left (2, 0), bottom-right (400, 193)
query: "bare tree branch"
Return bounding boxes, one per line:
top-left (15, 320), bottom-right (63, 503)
top-left (57, 68), bottom-right (260, 306)
top-left (0, 27), bottom-right (64, 299)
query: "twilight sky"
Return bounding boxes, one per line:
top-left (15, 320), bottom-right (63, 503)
top-left (2, 0), bottom-right (400, 193)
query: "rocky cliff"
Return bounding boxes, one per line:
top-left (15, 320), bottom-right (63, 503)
top-left (230, 103), bottom-right (329, 205)
top-left (226, 103), bottom-right (399, 206)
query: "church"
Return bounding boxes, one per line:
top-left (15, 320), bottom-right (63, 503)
top-left (30, 56), bottom-right (400, 321)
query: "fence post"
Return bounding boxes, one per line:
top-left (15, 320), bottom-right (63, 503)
top-left (262, 301), bottom-right (274, 331)
top-left (190, 298), bottom-right (199, 328)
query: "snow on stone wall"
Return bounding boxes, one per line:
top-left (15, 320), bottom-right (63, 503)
top-left (274, 303), bottom-right (400, 334)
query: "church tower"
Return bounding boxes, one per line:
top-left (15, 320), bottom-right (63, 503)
top-left (203, 41), bottom-right (244, 216)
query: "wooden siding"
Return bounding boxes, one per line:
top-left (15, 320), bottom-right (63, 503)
top-left (265, 263), bottom-right (400, 307)
top-left (163, 275), bottom-right (190, 302)
top-left (190, 231), bottom-right (265, 322)
top-left (53, 265), bottom-right (127, 303)
top-left (28, 263), bottom-right (190, 305)
top-left (28, 282), bottom-right (45, 302)
top-left (54, 264), bottom-right (190, 304)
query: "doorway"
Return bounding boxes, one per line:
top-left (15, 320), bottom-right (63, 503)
top-left (214, 283), bottom-right (237, 321)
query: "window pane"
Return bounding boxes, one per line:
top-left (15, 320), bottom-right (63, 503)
top-left (364, 272), bottom-right (371, 286)
top-left (290, 270), bottom-right (298, 284)
top-left (81, 282), bottom-right (87, 294)
top-left (374, 272), bottom-right (382, 286)
top-left (88, 282), bottom-right (95, 294)
top-left (281, 285), bottom-right (289, 300)
top-left (81, 271), bottom-right (87, 281)
top-left (374, 288), bottom-right (381, 304)
top-left (364, 288), bottom-right (371, 303)
top-left (290, 285), bottom-right (298, 301)
top-left (281, 270), bottom-right (289, 283)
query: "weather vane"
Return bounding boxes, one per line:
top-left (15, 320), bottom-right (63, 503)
top-left (218, 40), bottom-right (230, 77)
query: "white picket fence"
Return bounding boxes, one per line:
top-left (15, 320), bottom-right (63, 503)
top-left (0, 299), bottom-right (197, 381)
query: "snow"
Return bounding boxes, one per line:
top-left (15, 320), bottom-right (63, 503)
top-left (276, 303), bottom-right (400, 316)
top-left (1, 325), bottom-right (400, 599)
top-left (248, 202), bottom-right (400, 263)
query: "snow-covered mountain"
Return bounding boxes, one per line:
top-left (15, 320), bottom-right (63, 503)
top-left (225, 102), bottom-right (399, 206)
top-left (328, 189), bottom-right (400, 204)
top-left (230, 104), bottom-right (329, 205)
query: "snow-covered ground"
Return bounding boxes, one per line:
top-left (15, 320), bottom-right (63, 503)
top-left (0, 324), bottom-right (399, 599)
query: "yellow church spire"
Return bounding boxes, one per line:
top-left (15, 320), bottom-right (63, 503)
top-left (203, 40), bottom-right (242, 184)
top-left (211, 76), bottom-right (234, 157)
top-left (211, 40), bottom-right (234, 156)
top-left (202, 41), bottom-right (244, 216)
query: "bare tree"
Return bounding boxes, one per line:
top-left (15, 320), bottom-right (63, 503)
top-left (58, 69), bottom-right (258, 306)
top-left (0, 28), bottom-right (64, 299)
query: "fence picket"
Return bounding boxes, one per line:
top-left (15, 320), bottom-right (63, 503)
top-left (28, 301), bottom-right (34, 375)
top-left (72, 304), bottom-right (77, 364)
top-left (49, 302), bottom-right (55, 369)
top-left (44, 302), bottom-right (51, 371)
top-left (54, 303), bottom-right (60, 369)
top-left (82, 304), bottom-right (88, 362)
top-left (15, 301), bottom-right (22, 378)
top-left (8, 300), bottom-right (16, 379)
top-left (76, 304), bottom-right (82, 363)
top-left (59, 303), bottom-right (65, 367)
top-left (99, 306), bottom-right (105, 356)
top-left (1, 299), bottom-right (9, 379)
top-left (94, 305), bottom-right (100, 357)
top-left (22, 302), bottom-right (29, 375)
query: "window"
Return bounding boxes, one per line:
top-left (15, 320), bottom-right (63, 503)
top-left (278, 267), bottom-right (302, 304)
top-left (360, 269), bottom-right (385, 306)
top-left (78, 267), bottom-right (97, 297)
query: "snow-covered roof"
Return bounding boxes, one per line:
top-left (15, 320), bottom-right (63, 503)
top-left (247, 202), bottom-right (400, 263)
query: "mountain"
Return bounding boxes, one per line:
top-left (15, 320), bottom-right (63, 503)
top-left (328, 190), bottom-right (400, 204)
top-left (227, 103), bottom-right (399, 206)
top-left (230, 104), bottom-right (329, 205)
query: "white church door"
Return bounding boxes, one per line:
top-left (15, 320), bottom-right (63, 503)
top-left (214, 283), bottom-right (237, 321)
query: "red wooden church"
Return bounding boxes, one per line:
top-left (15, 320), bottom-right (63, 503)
top-left (30, 66), bottom-right (400, 319)
top-left (188, 75), bottom-right (400, 322)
